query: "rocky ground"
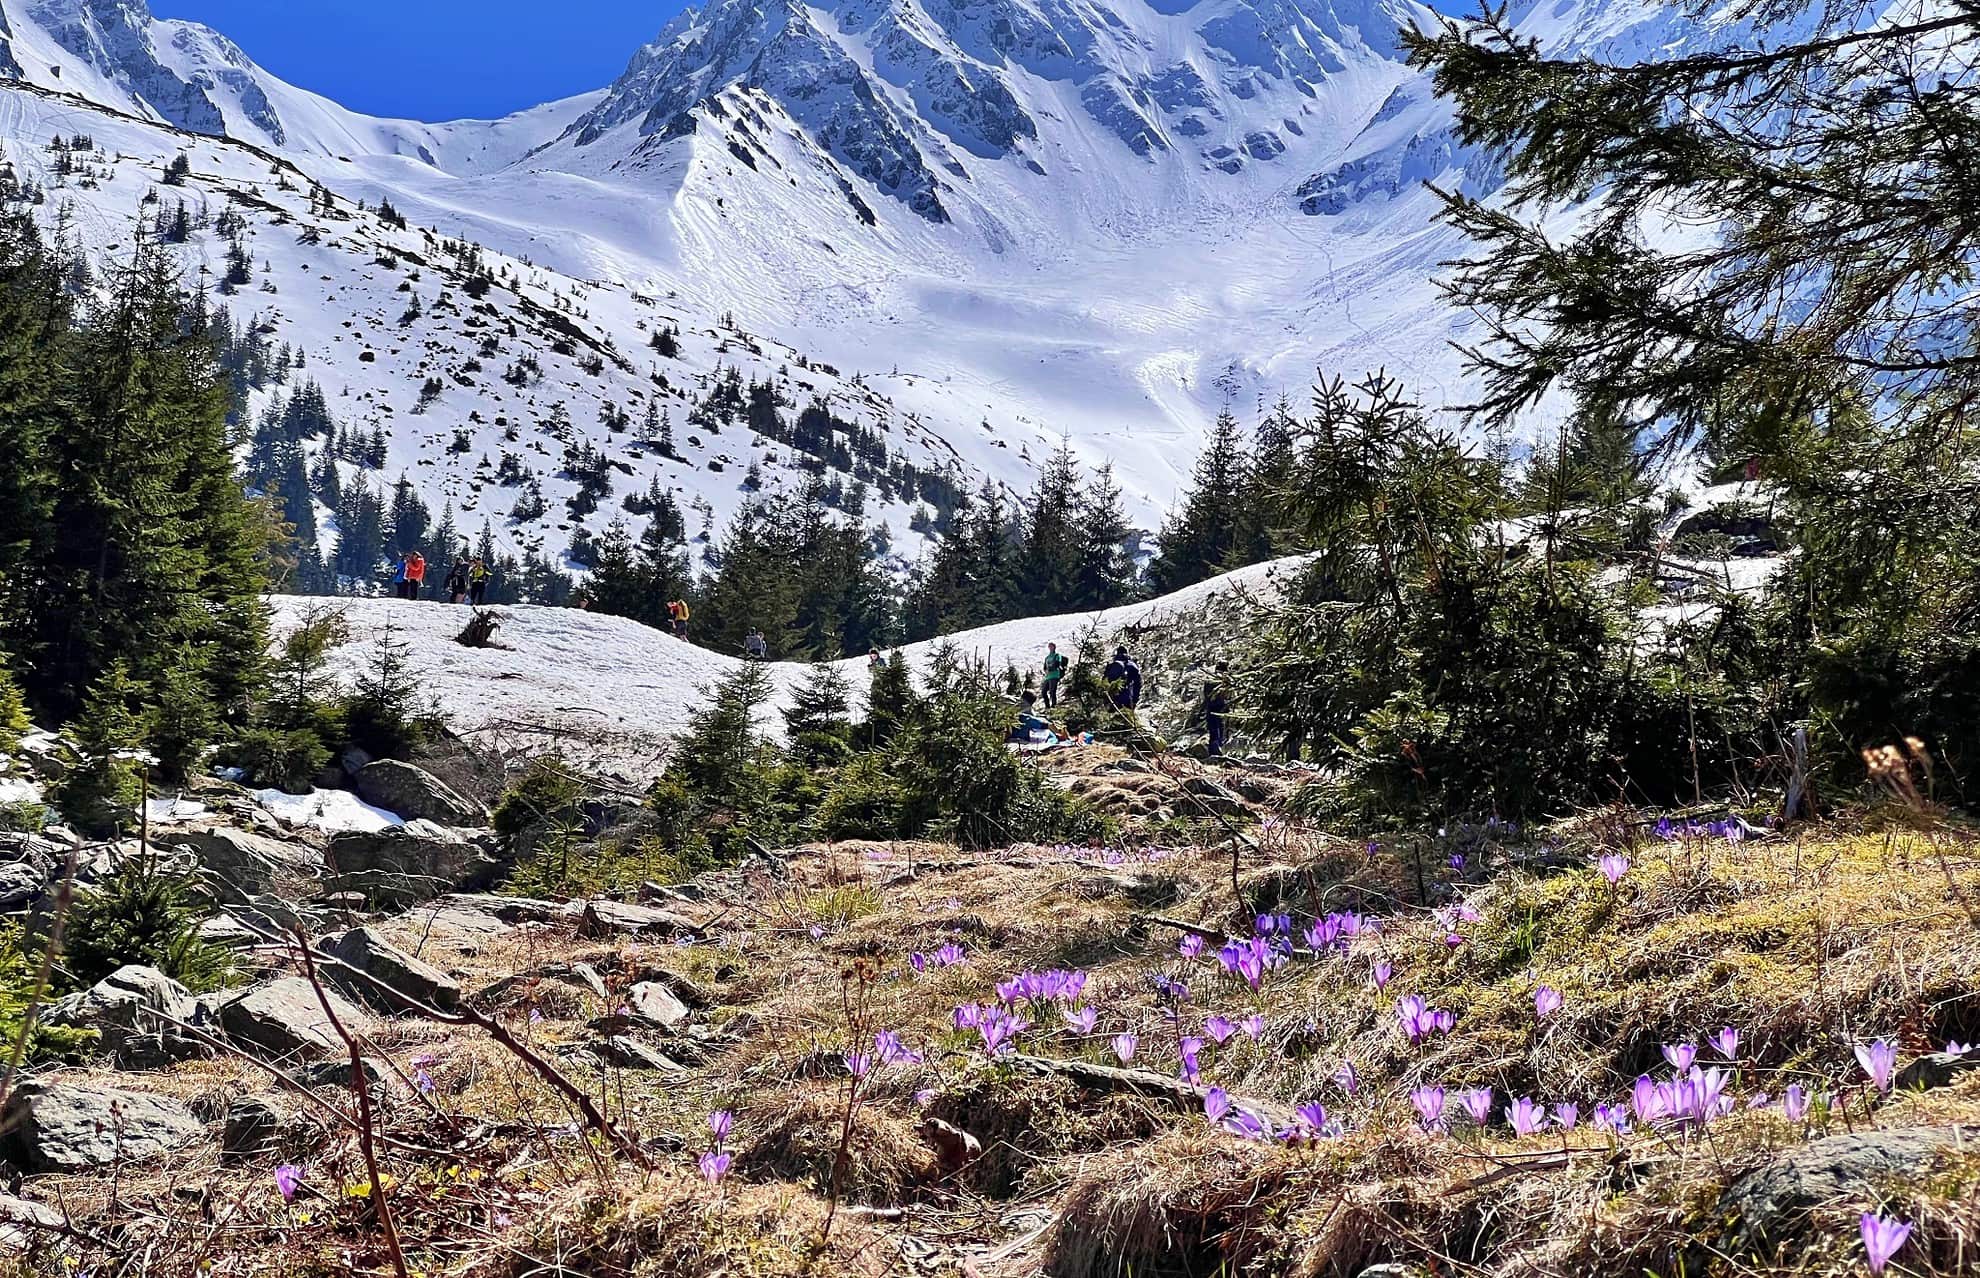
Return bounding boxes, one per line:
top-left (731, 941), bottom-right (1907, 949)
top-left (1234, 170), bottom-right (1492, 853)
top-left (0, 719), bottom-right (1975, 1278)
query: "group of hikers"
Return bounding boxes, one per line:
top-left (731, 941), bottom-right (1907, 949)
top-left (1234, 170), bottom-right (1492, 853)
top-left (390, 549), bottom-right (491, 606)
top-left (1009, 641), bottom-right (1234, 758)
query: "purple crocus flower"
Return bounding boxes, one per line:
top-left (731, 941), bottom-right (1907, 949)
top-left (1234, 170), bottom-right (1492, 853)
top-left (1397, 996), bottom-right (1430, 1043)
top-left (935, 942), bottom-right (966, 966)
top-left (1065, 1006), bottom-right (1099, 1035)
top-left (709, 1110), bottom-right (734, 1142)
top-left (1179, 934), bottom-right (1205, 959)
top-left (1855, 1039), bottom-right (1897, 1091)
top-left (1370, 961), bottom-right (1393, 991)
top-left (1554, 1103), bottom-right (1579, 1130)
top-left (1459, 1087), bottom-right (1492, 1125)
top-left (1112, 1033), bottom-right (1138, 1063)
top-left (1859, 1212), bottom-right (1912, 1277)
top-left (274, 1163), bottom-right (303, 1202)
top-left (1204, 1015), bottom-right (1237, 1044)
top-left (1411, 1086), bottom-right (1446, 1129)
top-left (1506, 1096), bottom-right (1546, 1136)
top-left (1949, 1041), bottom-right (1975, 1056)
top-left (1593, 1103), bottom-right (1631, 1134)
top-left (1534, 986), bottom-right (1564, 1020)
top-left (1204, 1087), bottom-right (1232, 1124)
top-left (1662, 1042), bottom-right (1697, 1072)
top-left (1296, 1101), bottom-right (1327, 1131)
top-left (976, 1008), bottom-right (1029, 1056)
top-left (875, 1030), bottom-right (923, 1066)
top-left (1710, 1026), bottom-right (1741, 1060)
top-left (1781, 1085), bottom-right (1809, 1122)
top-left (1597, 853), bottom-right (1630, 885)
top-left (699, 1149), bottom-right (733, 1183)
top-left (844, 1051), bottom-right (873, 1078)
top-left (910, 952), bottom-right (927, 974)
top-left (1239, 1013), bottom-right (1265, 1041)
top-left (1224, 1109), bottom-right (1266, 1141)
top-left (1332, 1060), bottom-right (1359, 1095)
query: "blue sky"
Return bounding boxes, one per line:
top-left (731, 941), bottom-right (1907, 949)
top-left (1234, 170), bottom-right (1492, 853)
top-left (153, 1), bottom-right (690, 121)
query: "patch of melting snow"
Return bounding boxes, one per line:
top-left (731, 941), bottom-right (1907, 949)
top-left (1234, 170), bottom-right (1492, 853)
top-left (252, 787), bottom-right (404, 834)
top-left (143, 797), bottom-right (207, 824)
top-left (0, 776), bottom-right (42, 805)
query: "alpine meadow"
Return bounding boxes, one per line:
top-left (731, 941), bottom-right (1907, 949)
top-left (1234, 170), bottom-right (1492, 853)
top-left (0, 0), bottom-right (1975, 1276)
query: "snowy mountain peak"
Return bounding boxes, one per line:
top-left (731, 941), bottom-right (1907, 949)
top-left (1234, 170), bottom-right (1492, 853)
top-left (552, 0), bottom-right (1427, 222)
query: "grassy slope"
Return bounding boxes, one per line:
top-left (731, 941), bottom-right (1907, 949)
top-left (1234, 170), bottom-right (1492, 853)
top-left (19, 779), bottom-right (1979, 1277)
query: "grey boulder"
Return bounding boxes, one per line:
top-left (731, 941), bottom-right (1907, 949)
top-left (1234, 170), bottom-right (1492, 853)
top-left (0, 1082), bottom-right (203, 1171)
top-left (45, 964), bottom-right (197, 1058)
top-left (572, 899), bottom-right (700, 939)
top-left (217, 975), bottom-right (379, 1062)
top-left (325, 820), bottom-right (505, 907)
top-left (353, 759), bottom-right (487, 827)
top-left (626, 980), bottom-right (690, 1028)
top-left (1721, 1126), bottom-right (1976, 1253)
top-left (169, 823), bottom-right (322, 897)
top-left (322, 927), bottom-right (460, 1013)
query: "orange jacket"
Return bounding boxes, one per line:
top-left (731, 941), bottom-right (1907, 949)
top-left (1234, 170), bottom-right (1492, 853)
top-left (407, 554), bottom-right (427, 583)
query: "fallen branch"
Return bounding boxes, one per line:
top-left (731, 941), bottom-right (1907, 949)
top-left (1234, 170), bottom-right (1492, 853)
top-left (232, 916), bottom-right (654, 1170)
top-left (1005, 1053), bottom-right (1299, 1130)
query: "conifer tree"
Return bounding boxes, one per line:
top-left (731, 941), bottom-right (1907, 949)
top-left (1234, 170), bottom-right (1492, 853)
top-left (861, 651), bottom-right (917, 749)
top-left (1020, 440), bottom-right (1084, 610)
top-left (29, 235), bottom-right (268, 716)
top-left (0, 212), bottom-right (67, 643)
top-left (0, 650), bottom-right (30, 753)
top-left (1149, 408), bottom-right (1248, 592)
top-left (1234, 400), bottom-right (1297, 565)
top-left (782, 664), bottom-right (854, 767)
top-left (1402, 1), bottom-right (1980, 444)
top-left (148, 652), bottom-right (219, 783)
top-left (55, 661), bottom-right (146, 837)
top-left (1072, 463), bottom-right (1136, 611)
top-left (670, 661), bottom-right (774, 805)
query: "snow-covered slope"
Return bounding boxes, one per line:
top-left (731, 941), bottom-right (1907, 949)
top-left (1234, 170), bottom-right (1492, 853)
top-left (265, 554), bottom-right (1307, 771)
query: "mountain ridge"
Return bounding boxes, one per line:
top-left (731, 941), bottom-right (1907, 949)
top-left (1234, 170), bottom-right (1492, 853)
top-left (0, 0), bottom-right (1702, 583)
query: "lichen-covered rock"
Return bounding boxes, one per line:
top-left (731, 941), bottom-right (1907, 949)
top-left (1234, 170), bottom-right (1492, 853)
top-left (1720, 1126), bottom-right (1975, 1253)
top-left (217, 976), bottom-right (378, 1062)
top-left (0, 1082), bottom-right (203, 1172)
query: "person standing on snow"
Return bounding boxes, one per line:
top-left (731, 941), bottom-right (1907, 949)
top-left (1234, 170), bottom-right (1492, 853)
top-left (391, 551), bottom-right (413, 600)
top-left (468, 558), bottom-right (491, 607)
top-left (1103, 646), bottom-right (1142, 711)
top-left (667, 598), bottom-right (691, 638)
top-left (446, 558), bottom-right (471, 605)
top-left (744, 628), bottom-right (769, 660)
top-left (405, 550), bottom-right (427, 601)
top-left (1202, 661), bottom-right (1232, 758)
top-left (1041, 642), bottom-right (1069, 708)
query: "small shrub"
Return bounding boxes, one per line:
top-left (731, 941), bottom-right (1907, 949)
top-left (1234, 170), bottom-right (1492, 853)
top-left (226, 725), bottom-right (330, 793)
top-left (64, 857), bottom-right (234, 992)
top-left (0, 802), bottom-right (49, 833)
top-left (814, 754), bottom-right (906, 840)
